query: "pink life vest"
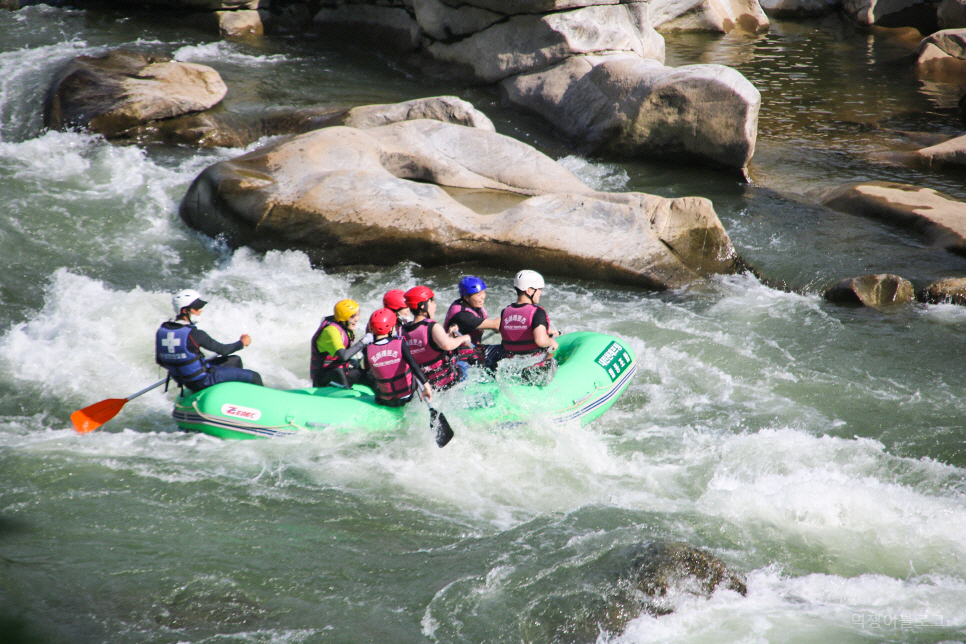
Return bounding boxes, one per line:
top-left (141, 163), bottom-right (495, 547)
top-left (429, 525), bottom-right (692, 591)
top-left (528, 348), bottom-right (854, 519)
top-left (500, 303), bottom-right (548, 356)
top-left (444, 299), bottom-right (488, 364)
top-left (403, 320), bottom-right (459, 390)
top-left (365, 338), bottom-right (414, 402)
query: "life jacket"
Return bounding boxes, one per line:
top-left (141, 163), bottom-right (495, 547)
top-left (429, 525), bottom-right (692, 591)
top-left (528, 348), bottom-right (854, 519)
top-left (444, 298), bottom-right (488, 364)
top-left (310, 316), bottom-right (353, 384)
top-left (156, 321), bottom-right (209, 386)
top-left (402, 320), bottom-right (460, 390)
top-left (500, 303), bottom-right (548, 356)
top-left (366, 337), bottom-right (415, 402)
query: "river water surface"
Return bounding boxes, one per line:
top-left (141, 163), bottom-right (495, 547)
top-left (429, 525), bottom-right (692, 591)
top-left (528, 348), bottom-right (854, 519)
top-left (1, 5), bottom-right (965, 644)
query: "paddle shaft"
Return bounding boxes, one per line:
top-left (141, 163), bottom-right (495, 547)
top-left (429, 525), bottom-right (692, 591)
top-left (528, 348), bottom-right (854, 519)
top-left (127, 378), bottom-right (168, 401)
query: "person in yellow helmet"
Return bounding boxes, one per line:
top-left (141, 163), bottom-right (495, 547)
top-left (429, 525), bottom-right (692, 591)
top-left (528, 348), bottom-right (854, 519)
top-left (310, 299), bottom-right (374, 388)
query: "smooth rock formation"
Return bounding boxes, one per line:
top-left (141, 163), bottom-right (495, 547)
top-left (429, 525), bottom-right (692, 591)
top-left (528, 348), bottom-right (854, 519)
top-left (919, 277), bottom-right (966, 304)
top-left (342, 96), bottom-right (495, 131)
top-left (650, 0), bottom-right (770, 33)
top-left (179, 119), bottom-right (740, 288)
top-left (824, 274), bottom-right (915, 307)
top-left (501, 54), bottom-right (760, 170)
top-left (909, 133), bottom-right (966, 168)
top-left (423, 4), bottom-right (664, 84)
top-left (44, 49), bottom-right (227, 138)
top-left (820, 182), bottom-right (966, 255)
top-left (916, 28), bottom-right (966, 77)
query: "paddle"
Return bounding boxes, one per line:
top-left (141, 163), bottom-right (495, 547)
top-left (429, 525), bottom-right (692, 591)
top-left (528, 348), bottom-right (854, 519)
top-left (71, 378), bottom-right (168, 434)
top-left (422, 398), bottom-right (454, 447)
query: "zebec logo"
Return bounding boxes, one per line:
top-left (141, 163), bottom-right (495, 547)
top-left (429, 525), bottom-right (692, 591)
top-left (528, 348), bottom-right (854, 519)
top-left (221, 404), bottom-right (262, 421)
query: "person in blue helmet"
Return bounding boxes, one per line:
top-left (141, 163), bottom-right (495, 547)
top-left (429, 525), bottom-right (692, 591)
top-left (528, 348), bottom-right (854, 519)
top-left (443, 275), bottom-right (501, 367)
top-left (155, 289), bottom-right (263, 392)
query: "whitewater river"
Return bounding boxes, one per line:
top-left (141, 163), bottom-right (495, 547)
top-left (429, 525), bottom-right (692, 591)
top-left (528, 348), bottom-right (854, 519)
top-left (1, 4), bottom-right (965, 644)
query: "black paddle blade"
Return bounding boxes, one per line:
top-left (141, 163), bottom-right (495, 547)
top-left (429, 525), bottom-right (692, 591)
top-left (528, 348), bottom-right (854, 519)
top-left (429, 408), bottom-right (454, 447)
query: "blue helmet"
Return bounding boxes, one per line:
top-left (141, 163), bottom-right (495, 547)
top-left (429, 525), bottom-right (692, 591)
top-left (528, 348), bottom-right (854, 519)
top-left (458, 276), bottom-right (486, 298)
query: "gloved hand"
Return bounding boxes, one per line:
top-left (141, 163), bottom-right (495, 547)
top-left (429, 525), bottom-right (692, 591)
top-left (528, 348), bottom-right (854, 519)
top-left (362, 332), bottom-right (374, 345)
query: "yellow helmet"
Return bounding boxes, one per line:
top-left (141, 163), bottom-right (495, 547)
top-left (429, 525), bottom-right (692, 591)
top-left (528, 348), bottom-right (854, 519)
top-left (333, 299), bottom-right (360, 322)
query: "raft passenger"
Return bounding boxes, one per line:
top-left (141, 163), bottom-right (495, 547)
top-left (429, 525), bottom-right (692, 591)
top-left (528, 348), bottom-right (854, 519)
top-left (496, 270), bottom-right (560, 381)
top-left (156, 289), bottom-right (263, 392)
top-left (382, 289), bottom-right (411, 336)
top-left (443, 275), bottom-right (500, 367)
top-left (310, 299), bottom-right (373, 388)
top-left (364, 308), bottom-right (433, 407)
top-left (402, 286), bottom-right (473, 391)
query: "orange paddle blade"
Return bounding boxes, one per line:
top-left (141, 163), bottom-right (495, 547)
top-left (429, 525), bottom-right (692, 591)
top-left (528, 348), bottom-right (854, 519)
top-left (71, 398), bottom-right (127, 434)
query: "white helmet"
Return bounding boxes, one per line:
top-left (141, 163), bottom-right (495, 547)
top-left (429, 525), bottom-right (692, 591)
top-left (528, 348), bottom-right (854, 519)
top-left (514, 270), bottom-right (545, 292)
top-left (172, 289), bottom-right (207, 315)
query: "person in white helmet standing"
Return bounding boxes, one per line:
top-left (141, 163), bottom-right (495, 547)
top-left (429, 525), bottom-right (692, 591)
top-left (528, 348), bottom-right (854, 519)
top-left (155, 289), bottom-right (263, 392)
top-left (494, 270), bottom-right (560, 380)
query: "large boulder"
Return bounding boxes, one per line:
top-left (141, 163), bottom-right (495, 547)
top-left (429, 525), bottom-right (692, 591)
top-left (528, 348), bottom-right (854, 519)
top-left (820, 181), bottom-right (966, 255)
top-left (649, 0), bottom-right (770, 33)
top-left (824, 274), bottom-right (915, 307)
top-left (916, 29), bottom-right (966, 77)
top-left (423, 4), bottom-right (665, 84)
top-left (179, 118), bottom-right (740, 289)
top-left (44, 49), bottom-right (227, 138)
top-left (342, 96), bottom-right (496, 131)
top-left (501, 54), bottom-right (760, 170)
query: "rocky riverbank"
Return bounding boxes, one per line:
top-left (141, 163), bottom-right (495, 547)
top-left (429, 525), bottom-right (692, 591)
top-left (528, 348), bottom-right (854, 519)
top-left (12, 0), bottom-right (966, 300)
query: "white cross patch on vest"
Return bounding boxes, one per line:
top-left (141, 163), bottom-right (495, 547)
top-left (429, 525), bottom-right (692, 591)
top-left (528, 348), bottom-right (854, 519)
top-left (162, 331), bottom-right (181, 353)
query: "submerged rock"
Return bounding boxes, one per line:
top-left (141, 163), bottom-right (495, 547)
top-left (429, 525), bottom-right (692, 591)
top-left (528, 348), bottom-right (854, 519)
top-left (820, 181), bottom-right (966, 255)
top-left (521, 540), bottom-right (747, 644)
top-left (919, 277), bottom-right (966, 304)
top-left (179, 118), bottom-right (740, 289)
top-left (44, 49), bottom-right (227, 138)
top-left (824, 274), bottom-right (915, 307)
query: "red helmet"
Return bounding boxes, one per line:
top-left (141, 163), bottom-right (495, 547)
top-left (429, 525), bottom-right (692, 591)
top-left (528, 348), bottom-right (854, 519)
top-left (404, 285), bottom-right (434, 310)
top-left (383, 289), bottom-right (407, 311)
top-left (368, 308), bottom-right (397, 335)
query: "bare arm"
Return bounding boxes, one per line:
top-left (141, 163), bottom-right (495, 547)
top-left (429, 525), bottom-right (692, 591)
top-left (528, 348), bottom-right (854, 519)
top-left (432, 322), bottom-right (471, 351)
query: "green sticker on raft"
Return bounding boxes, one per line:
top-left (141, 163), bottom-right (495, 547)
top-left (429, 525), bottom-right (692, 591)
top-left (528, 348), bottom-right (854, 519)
top-left (595, 341), bottom-right (632, 382)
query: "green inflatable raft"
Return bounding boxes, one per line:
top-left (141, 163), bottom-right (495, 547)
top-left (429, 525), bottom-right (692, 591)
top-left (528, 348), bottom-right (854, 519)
top-left (172, 331), bottom-right (636, 440)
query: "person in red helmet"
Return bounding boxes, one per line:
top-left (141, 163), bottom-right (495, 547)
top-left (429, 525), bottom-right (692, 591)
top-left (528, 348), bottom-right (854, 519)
top-left (402, 285), bottom-right (472, 391)
top-left (382, 289), bottom-right (411, 336)
top-left (363, 308), bottom-right (432, 407)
